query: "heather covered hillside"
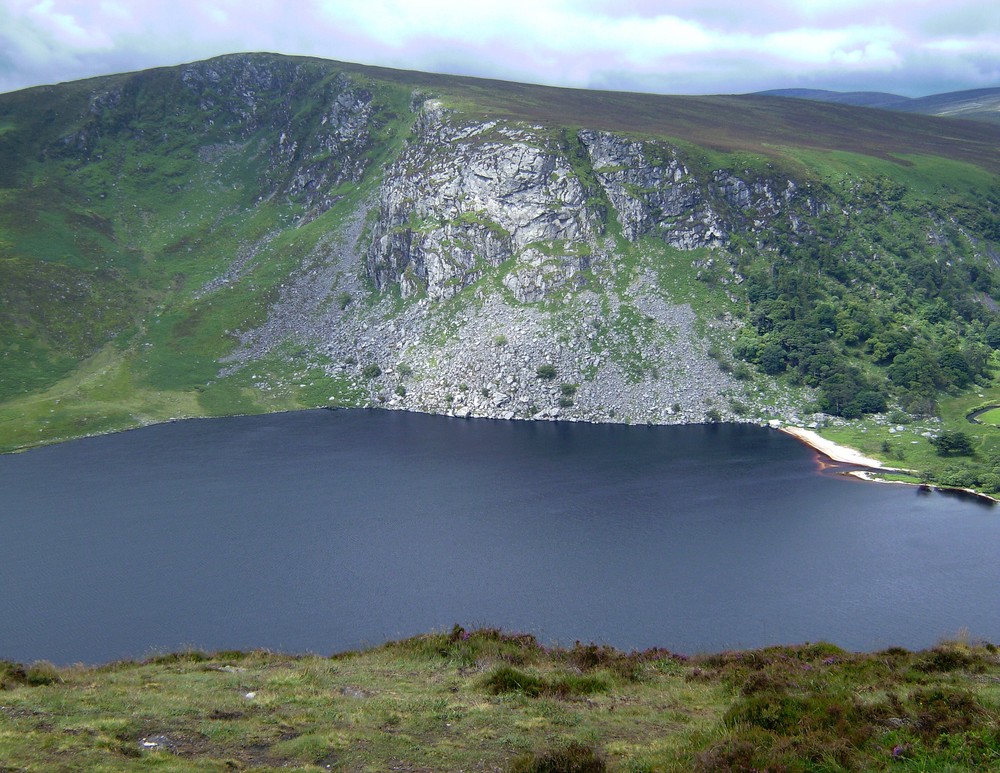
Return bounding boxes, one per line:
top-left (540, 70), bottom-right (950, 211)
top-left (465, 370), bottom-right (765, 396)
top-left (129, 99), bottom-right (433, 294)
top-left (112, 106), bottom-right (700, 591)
top-left (1, 629), bottom-right (999, 771)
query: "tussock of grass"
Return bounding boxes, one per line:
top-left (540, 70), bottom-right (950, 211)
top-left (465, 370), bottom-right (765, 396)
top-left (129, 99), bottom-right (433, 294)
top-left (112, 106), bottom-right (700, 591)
top-left (510, 741), bottom-right (608, 772)
top-left (480, 666), bottom-right (610, 699)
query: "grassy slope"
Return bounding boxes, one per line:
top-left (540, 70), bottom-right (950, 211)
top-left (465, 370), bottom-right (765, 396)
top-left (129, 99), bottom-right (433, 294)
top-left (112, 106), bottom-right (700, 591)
top-left (1, 629), bottom-right (999, 771)
top-left (0, 57), bottom-right (415, 452)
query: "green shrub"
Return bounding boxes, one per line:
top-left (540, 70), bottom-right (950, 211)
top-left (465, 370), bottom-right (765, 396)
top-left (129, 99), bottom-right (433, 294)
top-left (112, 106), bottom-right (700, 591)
top-left (725, 691), bottom-right (804, 733)
top-left (480, 666), bottom-right (609, 699)
top-left (732, 363), bottom-right (753, 381)
top-left (397, 362), bottom-right (412, 376)
top-left (386, 627), bottom-right (543, 667)
top-left (547, 673), bottom-right (609, 697)
top-left (481, 666), bottom-right (545, 697)
top-left (536, 364), bottom-right (557, 380)
top-left (362, 363), bottom-right (382, 379)
top-left (562, 642), bottom-right (673, 682)
top-left (24, 661), bottom-right (62, 686)
top-left (913, 646), bottom-right (980, 673)
top-left (912, 687), bottom-right (982, 740)
top-left (509, 741), bottom-right (607, 772)
top-left (930, 430), bottom-right (974, 456)
top-left (0, 660), bottom-right (27, 689)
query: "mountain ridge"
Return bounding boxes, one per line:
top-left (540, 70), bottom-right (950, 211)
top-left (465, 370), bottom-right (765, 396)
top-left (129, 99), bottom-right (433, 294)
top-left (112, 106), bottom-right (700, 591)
top-left (6, 52), bottom-right (999, 169)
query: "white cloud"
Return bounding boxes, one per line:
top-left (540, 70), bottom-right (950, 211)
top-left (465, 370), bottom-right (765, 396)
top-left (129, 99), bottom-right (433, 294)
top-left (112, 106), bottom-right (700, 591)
top-left (0, 0), bottom-right (997, 96)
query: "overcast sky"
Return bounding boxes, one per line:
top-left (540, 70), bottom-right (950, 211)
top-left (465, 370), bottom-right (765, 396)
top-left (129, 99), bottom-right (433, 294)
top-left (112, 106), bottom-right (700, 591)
top-left (1, 0), bottom-right (998, 97)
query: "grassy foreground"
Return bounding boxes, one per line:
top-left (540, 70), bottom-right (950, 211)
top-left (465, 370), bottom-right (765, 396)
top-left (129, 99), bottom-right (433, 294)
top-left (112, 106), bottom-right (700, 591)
top-left (2, 629), bottom-right (999, 771)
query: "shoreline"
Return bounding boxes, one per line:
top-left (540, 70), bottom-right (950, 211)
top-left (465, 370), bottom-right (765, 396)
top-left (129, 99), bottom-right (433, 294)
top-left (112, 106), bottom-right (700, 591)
top-left (848, 469), bottom-right (999, 505)
top-left (1, 404), bottom-right (772, 456)
top-left (778, 425), bottom-right (1000, 505)
top-left (777, 426), bottom-right (887, 469)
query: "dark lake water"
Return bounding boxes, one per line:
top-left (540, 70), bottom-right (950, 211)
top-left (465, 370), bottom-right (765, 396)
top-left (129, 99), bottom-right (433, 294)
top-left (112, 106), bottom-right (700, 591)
top-left (2, 409), bottom-right (998, 664)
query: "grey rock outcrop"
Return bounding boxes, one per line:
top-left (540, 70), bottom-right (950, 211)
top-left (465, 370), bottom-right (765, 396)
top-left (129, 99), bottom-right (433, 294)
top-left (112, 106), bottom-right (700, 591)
top-left (579, 130), bottom-right (725, 248)
top-left (366, 106), bottom-right (821, 305)
top-left (367, 101), bottom-right (599, 300)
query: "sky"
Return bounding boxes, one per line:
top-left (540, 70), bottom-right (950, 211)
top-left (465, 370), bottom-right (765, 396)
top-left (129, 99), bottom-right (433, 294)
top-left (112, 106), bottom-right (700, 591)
top-left (1, 0), bottom-right (998, 97)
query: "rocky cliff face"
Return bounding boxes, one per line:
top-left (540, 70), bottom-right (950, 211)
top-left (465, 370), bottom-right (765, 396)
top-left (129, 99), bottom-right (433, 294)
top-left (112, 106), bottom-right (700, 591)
top-left (580, 130), bottom-right (718, 247)
top-left (232, 98), bottom-right (811, 426)
top-left (580, 129), bottom-right (817, 251)
top-left (366, 106), bottom-right (819, 307)
top-left (367, 101), bottom-right (600, 302)
top-left (180, 58), bottom-right (381, 213)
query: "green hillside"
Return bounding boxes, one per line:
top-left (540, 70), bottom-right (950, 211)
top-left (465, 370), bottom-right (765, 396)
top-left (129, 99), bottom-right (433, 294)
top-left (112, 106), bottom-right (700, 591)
top-left (1, 53), bottom-right (1000, 493)
top-left (0, 55), bottom-right (409, 444)
top-left (2, 629), bottom-right (999, 771)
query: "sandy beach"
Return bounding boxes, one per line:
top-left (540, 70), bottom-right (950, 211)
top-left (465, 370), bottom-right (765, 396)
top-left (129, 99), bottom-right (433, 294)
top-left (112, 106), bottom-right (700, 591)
top-left (778, 426), bottom-right (885, 468)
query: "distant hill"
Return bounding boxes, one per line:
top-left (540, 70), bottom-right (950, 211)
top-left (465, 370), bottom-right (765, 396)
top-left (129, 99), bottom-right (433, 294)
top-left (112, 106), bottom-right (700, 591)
top-left (757, 88), bottom-right (911, 109)
top-left (758, 86), bottom-right (1000, 124)
top-left (896, 87), bottom-right (1000, 123)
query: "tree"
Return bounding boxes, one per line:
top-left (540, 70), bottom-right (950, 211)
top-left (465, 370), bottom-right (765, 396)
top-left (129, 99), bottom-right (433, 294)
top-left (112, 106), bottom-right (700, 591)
top-left (930, 430), bottom-right (974, 456)
top-left (888, 348), bottom-right (939, 393)
top-left (853, 389), bottom-right (887, 415)
top-left (758, 342), bottom-right (786, 375)
top-left (986, 319), bottom-right (1000, 350)
top-left (938, 346), bottom-right (972, 389)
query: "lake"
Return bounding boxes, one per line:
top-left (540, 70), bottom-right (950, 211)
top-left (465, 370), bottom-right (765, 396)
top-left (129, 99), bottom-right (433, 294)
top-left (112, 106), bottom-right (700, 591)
top-left (1, 409), bottom-right (998, 664)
